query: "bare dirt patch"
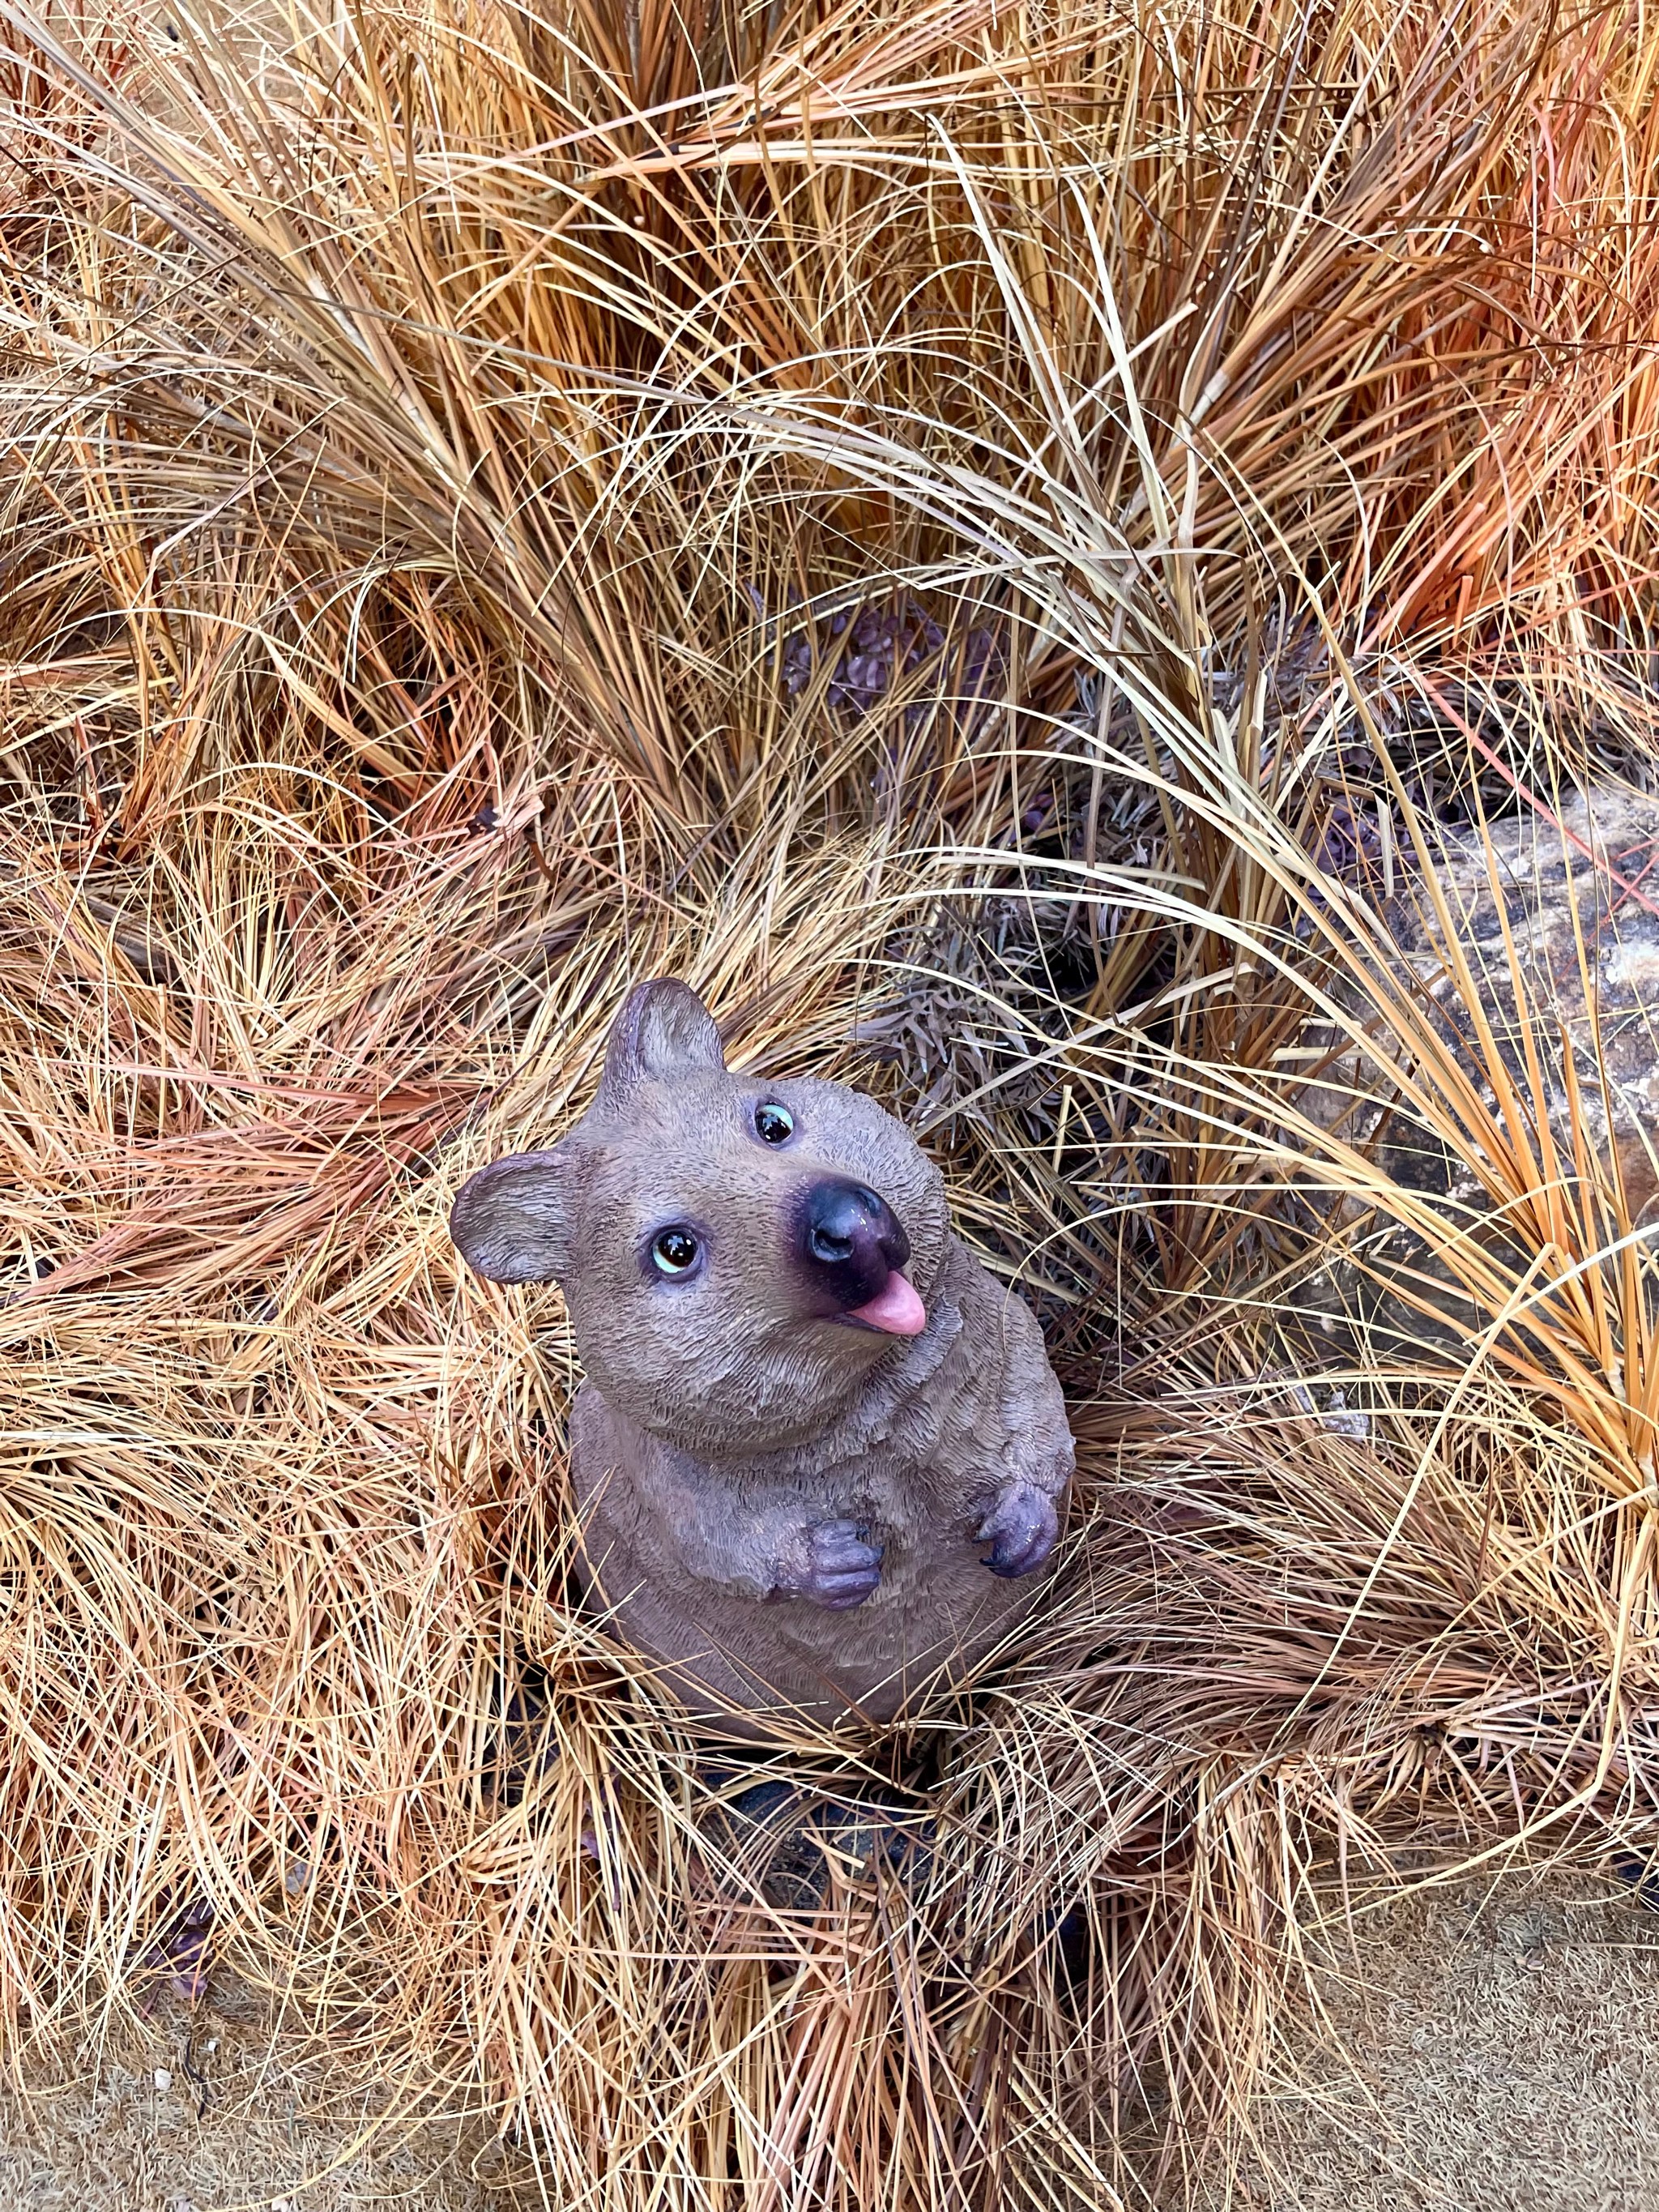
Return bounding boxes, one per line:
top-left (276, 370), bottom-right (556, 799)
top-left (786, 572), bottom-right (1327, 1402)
top-left (1236, 1868), bottom-right (1659, 2211)
top-left (0, 1992), bottom-right (516, 2212)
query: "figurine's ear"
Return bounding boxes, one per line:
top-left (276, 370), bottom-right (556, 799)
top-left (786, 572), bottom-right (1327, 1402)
top-left (597, 978), bottom-right (725, 1108)
top-left (450, 1147), bottom-right (574, 1284)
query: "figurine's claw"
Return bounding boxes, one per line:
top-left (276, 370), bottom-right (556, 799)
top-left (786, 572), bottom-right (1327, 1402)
top-left (976, 1480), bottom-right (1058, 1579)
top-left (772, 1519), bottom-right (884, 1610)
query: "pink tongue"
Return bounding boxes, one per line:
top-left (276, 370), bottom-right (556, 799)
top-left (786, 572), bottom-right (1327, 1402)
top-left (848, 1272), bottom-right (928, 1336)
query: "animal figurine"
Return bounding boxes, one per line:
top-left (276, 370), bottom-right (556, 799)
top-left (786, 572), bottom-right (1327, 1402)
top-left (450, 980), bottom-right (1074, 1736)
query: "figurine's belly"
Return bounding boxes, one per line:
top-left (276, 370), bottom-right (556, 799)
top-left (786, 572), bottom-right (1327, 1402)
top-left (766, 1539), bottom-right (1043, 1717)
top-left (565, 1401), bottom-right (1044, 1734)
top-left (580, 1522), bottom-right (1042, 1732)
top-left (761, 1472), bottom-right (1035, 1676)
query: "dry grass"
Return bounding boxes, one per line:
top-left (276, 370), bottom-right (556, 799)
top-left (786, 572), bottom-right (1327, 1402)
top-left (2, 0), bottom-right (1659, 2201)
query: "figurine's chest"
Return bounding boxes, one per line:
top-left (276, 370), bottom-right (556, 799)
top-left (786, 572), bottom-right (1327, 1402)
top-left (805, 1405), bottom-right (1007, 1531)
top-left (569, 1376), bottom-right (1010, 1565)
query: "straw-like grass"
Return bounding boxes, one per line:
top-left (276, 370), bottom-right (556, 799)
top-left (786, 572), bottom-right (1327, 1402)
top-left (2, 0), bottom-right (1659, 2200)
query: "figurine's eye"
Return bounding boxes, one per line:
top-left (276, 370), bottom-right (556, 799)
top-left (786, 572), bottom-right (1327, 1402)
top-left (754, 1102), bottom-right (795, 1146)
top-left (650, 1227), bottom-right (701, 1275)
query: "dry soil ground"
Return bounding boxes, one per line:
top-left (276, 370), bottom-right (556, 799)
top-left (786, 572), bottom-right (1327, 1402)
top-left (3, 1868), bottom-right (1657, 2210)
top-left (0, 1988), bottom-right (517, 2212)
top-left (1238, 1867), bottom-right (1659, 2211)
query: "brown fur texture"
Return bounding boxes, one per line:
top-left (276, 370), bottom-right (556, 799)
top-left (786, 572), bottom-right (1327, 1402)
top-left (450, 980), bottom-right (1074, 1736)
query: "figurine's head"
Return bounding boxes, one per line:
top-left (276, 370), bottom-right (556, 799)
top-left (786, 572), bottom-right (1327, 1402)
top-left (449, 980), bottom-right (950, 1454)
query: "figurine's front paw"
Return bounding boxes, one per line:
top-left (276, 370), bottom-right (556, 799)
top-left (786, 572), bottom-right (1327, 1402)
top-left (770, 1520), bottom-right (884, 1611)
top-left (976, 1481), bottom-right (1059, 1579)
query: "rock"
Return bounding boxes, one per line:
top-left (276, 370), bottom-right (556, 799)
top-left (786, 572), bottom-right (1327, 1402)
top-left (1289, 782), bottom-right (1659, 1358)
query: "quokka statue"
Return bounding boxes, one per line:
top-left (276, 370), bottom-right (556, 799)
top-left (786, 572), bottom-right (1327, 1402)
top-left (450, 980), bottom-right (1074, 1737)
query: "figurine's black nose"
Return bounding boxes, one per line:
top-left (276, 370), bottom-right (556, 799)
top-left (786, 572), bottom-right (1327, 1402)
top-left (798, 1177), bottom-right (911, 1310)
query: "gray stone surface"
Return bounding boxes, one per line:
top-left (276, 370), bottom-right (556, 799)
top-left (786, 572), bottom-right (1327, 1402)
top-left (1380, 783), bottom-right (1659, 1211)
top-left (1290, 783), bottom-right (1659, 1359)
